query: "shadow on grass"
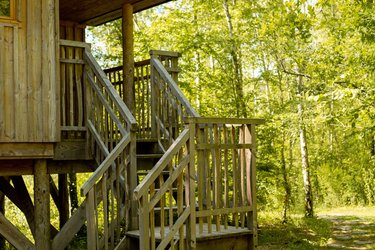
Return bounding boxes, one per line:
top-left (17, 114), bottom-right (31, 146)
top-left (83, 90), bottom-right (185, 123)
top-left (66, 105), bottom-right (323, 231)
top-left (258, 214), bottom-right (333, 249)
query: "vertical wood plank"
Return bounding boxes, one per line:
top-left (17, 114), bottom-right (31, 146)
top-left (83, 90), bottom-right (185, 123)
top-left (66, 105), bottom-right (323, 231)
top-left (139, 196), bottom-right (150, 250)
top-left (197, 126), bottom-right (204, 234)
top-left (187, 122), bottom-right (196, 250)
top-left (4, 26), bottom-right (15, 141)
top-left (250, 124), bottom-right (258, 249)
top-left (223, 125), bottom-right (229, 229)
top-left (86, 188), bottom-right (96, 250)
top-left (102, 173), bottom-right (108, 250)
top-left (240, 125), bottom-right (246, 227)
top-left (231, 126), bottom-right (238, 228)
top-left (0, 25), bottom-right (4, 141)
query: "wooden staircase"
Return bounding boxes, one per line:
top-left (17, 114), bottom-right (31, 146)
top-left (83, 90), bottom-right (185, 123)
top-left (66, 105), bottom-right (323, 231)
top-left (54, 40), bottom-right (264, 250)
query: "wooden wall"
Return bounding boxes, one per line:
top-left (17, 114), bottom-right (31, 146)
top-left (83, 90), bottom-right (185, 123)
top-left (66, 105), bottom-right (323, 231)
top-left (0, 0), bottom-right (59, 143)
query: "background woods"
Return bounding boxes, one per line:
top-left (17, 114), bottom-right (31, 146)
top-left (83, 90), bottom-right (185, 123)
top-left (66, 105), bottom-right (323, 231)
top-left (88, 0), bottom-right (375, 218)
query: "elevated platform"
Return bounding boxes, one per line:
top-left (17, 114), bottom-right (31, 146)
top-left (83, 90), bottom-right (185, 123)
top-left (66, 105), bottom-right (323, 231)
top-left (127, 224), bottom-right (254, 250)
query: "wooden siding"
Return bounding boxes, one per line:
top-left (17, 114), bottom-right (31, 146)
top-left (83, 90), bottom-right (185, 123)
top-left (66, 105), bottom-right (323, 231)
top-left (0, 0), bottom-right (59, 143)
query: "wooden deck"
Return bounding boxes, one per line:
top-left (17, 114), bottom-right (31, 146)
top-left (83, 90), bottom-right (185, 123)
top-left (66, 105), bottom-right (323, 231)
top-left (127, 223), bottom-right (254, 250)
top-left (127, 223), bottom-right (254, 240)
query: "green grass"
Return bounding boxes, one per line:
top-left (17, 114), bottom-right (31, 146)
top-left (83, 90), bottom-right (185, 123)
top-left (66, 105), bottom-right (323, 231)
top-left (258, 207), bottom-right (375, 249)
top-left (258, 212), bottom-right (333, 249)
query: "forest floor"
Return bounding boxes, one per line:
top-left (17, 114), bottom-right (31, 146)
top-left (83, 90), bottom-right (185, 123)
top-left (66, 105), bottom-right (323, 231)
top-left (258, 207), bottom-right (375, 249)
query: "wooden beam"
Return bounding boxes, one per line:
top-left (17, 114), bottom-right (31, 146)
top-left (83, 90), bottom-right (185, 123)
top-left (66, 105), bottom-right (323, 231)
top-left (34, 160), bottom-right (51, 249)
top-left (0, 160), bottom-right (34, 175)
top-left (11, 176), bottom-right (37, 237)
top-left (122, 3), bottom-right (135, 114)
top-left (0, 177), bottom-right (36, 237)
top-left (0, 143), bottom-right (54, 159)
top-left (58, 174), bottom-right (69, 229)
top-left (0, 212), bottom-right (34, 250)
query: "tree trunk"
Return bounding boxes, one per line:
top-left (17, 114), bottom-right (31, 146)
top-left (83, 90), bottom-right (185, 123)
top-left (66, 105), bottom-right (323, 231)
top-left (223, 0), bottom-right (247, 118)
top-left (297, 75), bottom-right (314, 217)
top-left (281, 129), bottom-right (291, 223)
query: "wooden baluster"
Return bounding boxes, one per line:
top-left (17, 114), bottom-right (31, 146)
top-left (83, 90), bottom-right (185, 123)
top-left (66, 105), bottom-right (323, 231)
top-left (250, 124), bottom-right (258, 249)
top-left (223, 125), bottom-right (229, 230)
top-left (231, 126), bottom-right (239, 228)
top-left (86, 188), bottom-right (96, 250)
top-left (177, 147), bottom-right (184, 250)
top-left (205, 125), bottom-right (212, 233)
top-left (159, 175), bottom-right (165, 240)
top-left (240, 125), bottom-right (246, 228)
top-left (139, 195), bottom-right (150, 250)
top-left (102, 173), bottom-right (109, 250)
top-left (197, 126), bottom-right (204, 235)
top-left (150, 183), bottom-right (156, 250)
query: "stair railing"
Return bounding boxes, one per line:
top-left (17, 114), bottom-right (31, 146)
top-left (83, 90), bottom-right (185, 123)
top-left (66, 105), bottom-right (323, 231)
top-left (134, 127), bottom-right (196, 250)
top-left (150, 51), bottom-right (200, 151)
top-left (105, 59), bottom-right (152, 138)
top-left (57, 40), bottom-right (138, 250)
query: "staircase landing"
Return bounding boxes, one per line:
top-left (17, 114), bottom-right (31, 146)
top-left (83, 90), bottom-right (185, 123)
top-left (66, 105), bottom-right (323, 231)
top-left (127, 223), bottom-right (254, 250)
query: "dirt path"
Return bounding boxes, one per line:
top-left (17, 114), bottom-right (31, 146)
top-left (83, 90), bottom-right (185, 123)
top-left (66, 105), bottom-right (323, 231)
top-left (319, 214), bottom-right (375, 249)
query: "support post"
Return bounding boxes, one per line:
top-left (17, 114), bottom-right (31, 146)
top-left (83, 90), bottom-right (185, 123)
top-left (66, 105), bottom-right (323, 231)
top-left (129, 131), bottom-right (138, 230)
top-left (34, 160), bottom-right (51, 250)
top-left (58, 174), bottom-right (69, 229)
top-left (122, 3), bottom-right (135, 114)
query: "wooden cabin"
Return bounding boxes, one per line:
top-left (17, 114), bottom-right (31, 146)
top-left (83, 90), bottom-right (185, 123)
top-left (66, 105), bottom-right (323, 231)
top-left (0, 0), bottom-right (263, 249)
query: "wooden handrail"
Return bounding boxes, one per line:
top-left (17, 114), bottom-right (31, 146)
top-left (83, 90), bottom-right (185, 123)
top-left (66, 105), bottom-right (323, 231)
top-left (187, 117), bottom-right (265, 125)
top-left (60, 39), bottom-right (90, 49)
top-left (81, 125), bottom-right (130, 196)
top-left (103, 59), bottom-right (151, 74)
top-left (151, 58), bottom-right (199, 117)
top-left (84, 51), bottom-right (138, 131)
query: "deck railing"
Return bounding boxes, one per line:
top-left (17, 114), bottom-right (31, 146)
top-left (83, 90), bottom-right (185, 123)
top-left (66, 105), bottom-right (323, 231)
top-left (104, 59), bottom-right (152, 138)
top-left (190, 117), bottom-right (262, 248)
top-left (59, 40), bottom-right (86, 139)
top-left (104, 50), bottom-right (194, 145)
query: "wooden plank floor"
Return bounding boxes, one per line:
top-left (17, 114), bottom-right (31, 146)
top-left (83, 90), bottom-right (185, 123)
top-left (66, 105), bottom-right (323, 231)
top-left (127, 223), bottom-right (253, 241)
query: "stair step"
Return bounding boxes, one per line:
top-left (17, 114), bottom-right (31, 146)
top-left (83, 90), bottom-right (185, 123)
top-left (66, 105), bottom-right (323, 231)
top-left (136, 138), bottom-right (158, 143)
top-left (137, 170), bottom-right (170, 175)
top-left (137, 154), bottom-right (163, 159)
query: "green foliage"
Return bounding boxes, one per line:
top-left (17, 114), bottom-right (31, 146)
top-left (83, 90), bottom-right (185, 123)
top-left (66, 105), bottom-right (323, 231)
top-left (0, 0), bottom-right (10, 17)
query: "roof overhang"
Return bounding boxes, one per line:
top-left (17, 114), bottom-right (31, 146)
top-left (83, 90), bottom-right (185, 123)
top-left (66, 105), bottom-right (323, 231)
top-left (60, 0), bottom-right (172, 26)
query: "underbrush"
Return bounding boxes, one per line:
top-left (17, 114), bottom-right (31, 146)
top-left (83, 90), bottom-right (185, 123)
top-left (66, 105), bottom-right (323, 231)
top-left (258, 211), bottom-right (332, 249)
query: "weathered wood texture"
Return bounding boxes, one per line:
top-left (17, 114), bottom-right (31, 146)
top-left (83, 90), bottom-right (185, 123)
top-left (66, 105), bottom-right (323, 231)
top-left (105, 50), bottom-right (197, 144)
top-left (59, 23), bottom-right (86, 140)
top-left (134, 128), bottom-right (194, 250)
top-left (0, 0), bottom-right (59, 143)
top-left (81, 45), bottom-right (138, 249)
top-left (150, 52), bottom-right (199, 149)
top-left (105, 59), bottom-right (152, 138)
top-left (34, 160), bottom-right (51, 249)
